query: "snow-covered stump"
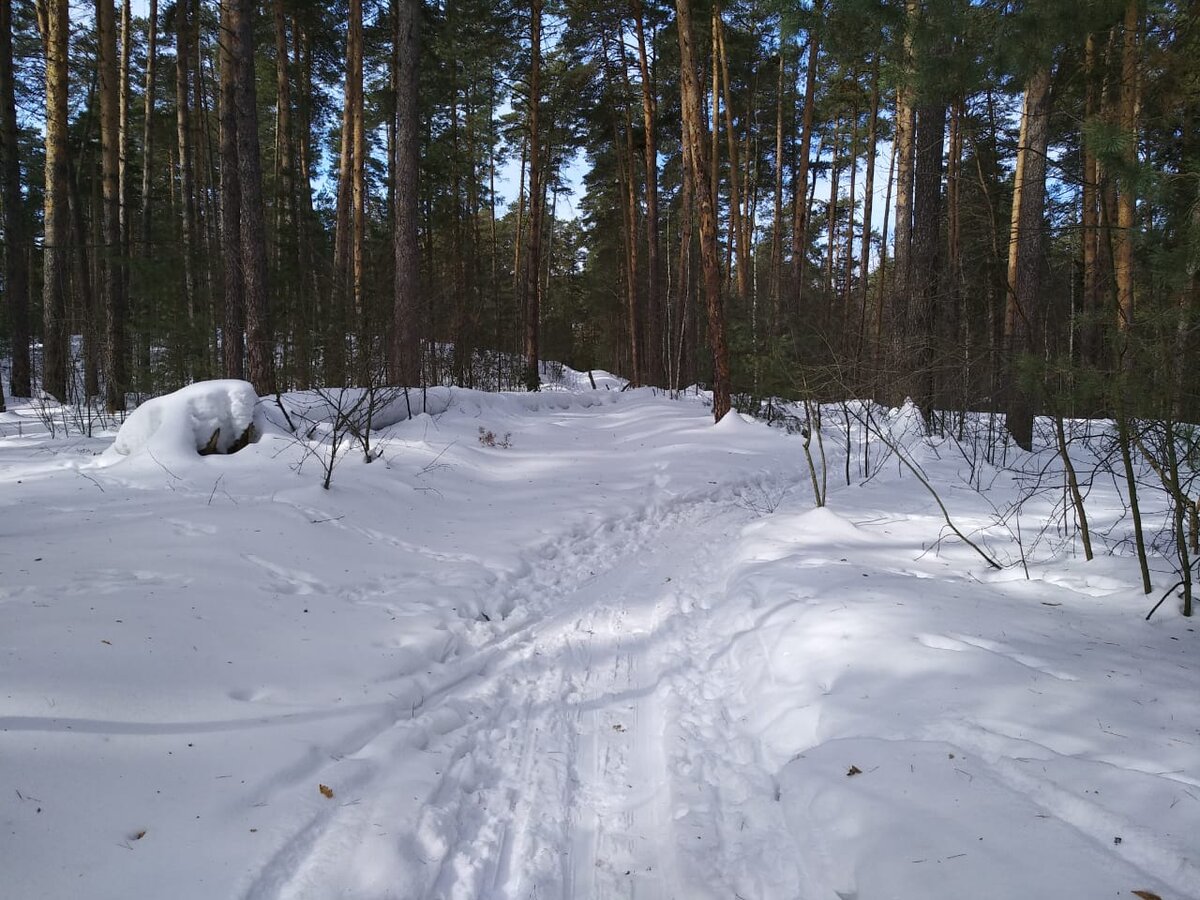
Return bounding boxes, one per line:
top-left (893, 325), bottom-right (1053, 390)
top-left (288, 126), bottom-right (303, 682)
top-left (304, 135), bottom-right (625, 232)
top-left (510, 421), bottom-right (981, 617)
top-left (107, 380), bottom-right (263, 465)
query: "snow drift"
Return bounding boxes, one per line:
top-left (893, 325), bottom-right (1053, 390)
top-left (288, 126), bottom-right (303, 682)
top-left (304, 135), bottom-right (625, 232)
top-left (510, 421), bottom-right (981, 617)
top-left (106, 379), bottom-right (263, 463)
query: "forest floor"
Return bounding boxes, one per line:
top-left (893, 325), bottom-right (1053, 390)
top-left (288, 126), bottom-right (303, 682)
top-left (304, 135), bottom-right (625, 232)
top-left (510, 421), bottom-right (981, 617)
top-left (1, 372), bottom-right (1197, 900)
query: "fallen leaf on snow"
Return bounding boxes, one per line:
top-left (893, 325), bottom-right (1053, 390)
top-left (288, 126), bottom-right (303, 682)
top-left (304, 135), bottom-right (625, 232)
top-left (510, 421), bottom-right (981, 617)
top-left (318, 784), bottom-right (334, 799)
top-left (846, 765), bottom-right (863, 777)
top-left (1131, 892), bottom-right (1162, 900)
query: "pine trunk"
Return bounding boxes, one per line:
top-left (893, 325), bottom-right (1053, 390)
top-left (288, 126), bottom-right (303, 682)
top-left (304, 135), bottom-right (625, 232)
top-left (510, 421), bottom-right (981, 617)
top-left (42, 0), bottom-right (70, 402)
top-left (676, 0), bottom-right (730, 421)
top-left (522, 0), bottom-right (543, 392)
top-left (391, 0), bottom-right (421, 386)
top-left (1004, 65), bottom-right (1052, 450)
top-left (0, 0), bottom-right (31, 399)
top-left (231, 0), bottom-right (274, 394)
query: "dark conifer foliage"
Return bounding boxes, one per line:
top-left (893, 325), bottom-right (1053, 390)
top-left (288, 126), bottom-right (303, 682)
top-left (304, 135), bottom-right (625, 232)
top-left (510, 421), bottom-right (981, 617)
top-left (0, 0), bottom-right (1193, 434)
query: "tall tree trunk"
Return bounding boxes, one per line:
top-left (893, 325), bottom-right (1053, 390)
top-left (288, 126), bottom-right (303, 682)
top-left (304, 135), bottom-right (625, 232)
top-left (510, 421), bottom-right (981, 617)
top-left (98, 0), bottom-right (127, 410)
top-left (175, 0), bottom-right (197, 371)
top-left (219, 0), bottom-right (243, 379)
top-left (676, 0), bottom-right (730, 421)
top-left (909, 100), bottom-right (946, 420)
top-left (1080, 32), bottom-right (1100, 369)
top-left (230, 0), bottom-right (274, 394)
top-left (139, 0), bottom-right (156, 254)
top-left (329, 26), bottom-right (354, 384)
top-left (675, 118), bottom-right (694, 392)
top-left (118, 0), bottom-right (130, 245)
top-left (633, 0), bottom-right (662, 385)
top-left (1114, 0), bottom-right (1138, 368)
top-left (391, 0), bottom-right (421, 386)
top-left (0, 0), bottom-right (31, 400)
top-left (1004, 65), bottom-right (1052, 450)
top-left (349, 0), bottom-right (366, 352)
top-left (42, 0), bottom-right (70, 402)
top-left (769, 41), bottom-right (784, 338)
top-left (715, 7), bottom-right (748, 305)
top-left (790, 8), bottom-right (820, 321)
top-left (889, 0), bottom-right (918, 397)
top-left (857, 52), bottom-right (880, 367)
top-left (522, 0), bottom-right (543, 392)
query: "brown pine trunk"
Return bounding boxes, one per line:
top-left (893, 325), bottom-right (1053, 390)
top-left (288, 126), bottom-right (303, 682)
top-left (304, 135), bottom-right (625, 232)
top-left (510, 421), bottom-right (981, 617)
top-left (219, 0), bottom-right (243, 380)
top-left (1080, 33), bottom-right (1100, 369)
top-left (98, 0), bottom-right (127, 410)
top-left (175, 0), bottom-right (197, 370)
top-left (714, 8), bottom-right (747, 305)
top-left (522, 0), bottom-right (543, 392)
top-left (889, 0), bottom-right (918, 396)
top-left (858, 53), bottom-right (880, 367)
top-left (824, 115), bottom-right (841, 330)
top-left (230, 0), bottom-right (274, 394)
top-left (769, 43), bottom-right (785, 337)
top-left (0, 0), bottom-right (31, 399)
top-left (790, 7), bottom-right (820, 320)
top-left (1114, 0), bottom-right (1138, 367)
top-left (391, 0), bottom-right (421, 386)
top-left (909, 100), bottom-right (946, 418)
top-left (330, 1), bottom-right (359, 383)
top-left (633, 0), bottom-right (662, 385)
top-left (42, 0), bottom-right (70, 402)
top-left (350, 0), bottom-right (366, 347)
top-left (675, 122), bottom-right (694, 392)
top-left (676, 0), bottom-right (730, 421)
top-left (118, 0), bottom-right (130, 237)
top-left (1004, 65), bottom-right (1052, 450)
top-left (139, 0), bottom-right (156, 253)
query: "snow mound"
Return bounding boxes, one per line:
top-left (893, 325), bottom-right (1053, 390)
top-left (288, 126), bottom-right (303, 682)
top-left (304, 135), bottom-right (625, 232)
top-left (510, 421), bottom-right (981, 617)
top-left (107, 380), bottom-right (263, 462)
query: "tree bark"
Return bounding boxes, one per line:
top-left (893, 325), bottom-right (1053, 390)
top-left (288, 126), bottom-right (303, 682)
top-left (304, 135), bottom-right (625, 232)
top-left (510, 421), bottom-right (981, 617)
top-left (715, 7), bottom-right (748, 305)
top-left (391, 0), bottom-right (421, 386)
top-left (676, 0), bottom-right (730, 421)
top-left (1004, 65), bottom-right (1052, 450)
top-left (219, 0), bottom-right (243, 379)
top-left (0, 0), bottom-right (31, 399)
top-left (230, 0), bottom-right (274, 394)
top-left (790, 10), bottom-right (820, 320)
top-left (176, 0), bottom-right (197, 371)
top-left (99, 0), bottom-right (127, 410)
top-left (889, 0), bottom-right (918, 397)
top-left (1114, 0), bottom-right (1138, 368)
top-left (633, 0), bottom-right (662, 385)
top-left (908, 100), bottom-right (946, 420)
top-left (139, 0), bottom-right (156, 254)
top-left (42, 0), bottom-right (70, 402)
top-left (522, 0), bottom-right (543, 392)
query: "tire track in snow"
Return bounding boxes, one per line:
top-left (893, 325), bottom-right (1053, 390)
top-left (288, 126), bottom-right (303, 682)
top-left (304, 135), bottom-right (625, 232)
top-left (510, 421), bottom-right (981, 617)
top-left (240, 487), bottom-right (752, 900)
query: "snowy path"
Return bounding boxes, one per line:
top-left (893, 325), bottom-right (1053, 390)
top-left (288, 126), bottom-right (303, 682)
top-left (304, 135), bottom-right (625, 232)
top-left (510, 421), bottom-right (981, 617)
top-left (258, 490), bottom-right (750, 900)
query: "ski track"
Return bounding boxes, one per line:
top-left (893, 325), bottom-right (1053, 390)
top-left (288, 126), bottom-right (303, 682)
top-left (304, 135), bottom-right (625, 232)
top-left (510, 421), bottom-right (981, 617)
top-left (243, 472), bottom-right (787, 900)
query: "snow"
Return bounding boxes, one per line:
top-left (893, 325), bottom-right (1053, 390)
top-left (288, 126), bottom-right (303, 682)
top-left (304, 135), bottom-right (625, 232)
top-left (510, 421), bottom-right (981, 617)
top-left (104, 379), bottom-right (264, 464)
top-left (0, 376), bottom-right (1196, 900)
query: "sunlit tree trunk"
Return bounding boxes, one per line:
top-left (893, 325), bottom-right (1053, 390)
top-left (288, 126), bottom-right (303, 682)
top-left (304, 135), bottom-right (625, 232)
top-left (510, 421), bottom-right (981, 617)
top-left (42, 0), bottom-right (70, 402)
top-left (391, 0), bottom-right (421, 386)
top-left (522, 0), bottom-right (543, 392)
top-left (676, 0), bottom-right (730, 421)
top-left (1004, 65), bottom-right (1052, 450)
top-left (633, 0), bottom-right (662, 385)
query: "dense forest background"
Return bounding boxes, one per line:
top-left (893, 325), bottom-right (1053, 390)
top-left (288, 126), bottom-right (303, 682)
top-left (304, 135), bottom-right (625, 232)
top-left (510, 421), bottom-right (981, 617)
top-left (0, 0), bottom-right (1197, 448)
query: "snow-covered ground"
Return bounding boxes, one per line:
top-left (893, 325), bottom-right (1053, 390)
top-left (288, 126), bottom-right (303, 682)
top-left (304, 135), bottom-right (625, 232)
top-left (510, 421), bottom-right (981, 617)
top-left (1, 376), bottom-right (1196, 900)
